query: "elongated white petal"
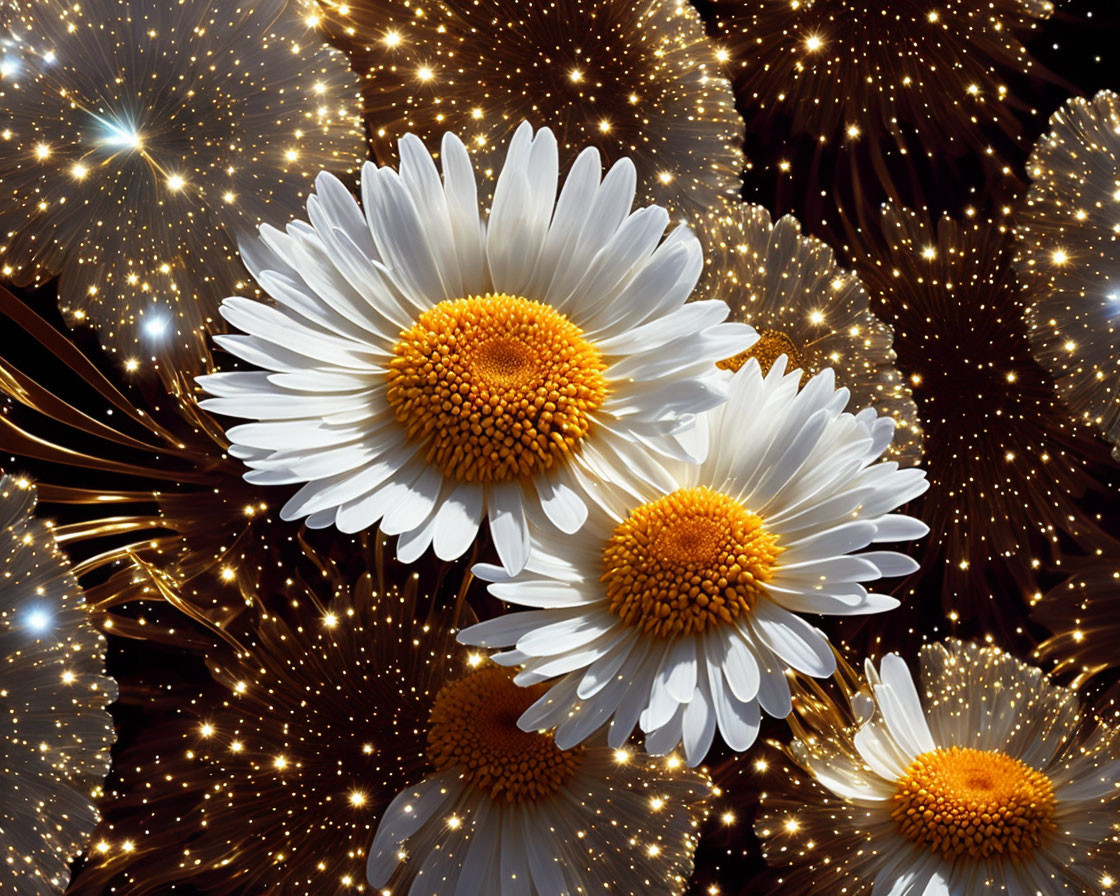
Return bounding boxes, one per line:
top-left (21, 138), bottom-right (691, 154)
top-left (366, 772), bottom-right (460, 887)
top-left (874, 654), bottom-right (935, 756)
top-left (489, 483), bottom-right (530, 575)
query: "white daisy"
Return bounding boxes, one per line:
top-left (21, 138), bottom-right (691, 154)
top-left (198, 122), bottom-right (751, 573)
top-left (756, 639), bottom-right (1120, 895)
top-left (459, 359), bottom-right (929, 765)
top-left (366, 664), bottom-right (711, 896)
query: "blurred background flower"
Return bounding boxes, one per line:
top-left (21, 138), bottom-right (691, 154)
top-left (1, 473), bottom-right (116, 895)
top-left (707, 0), bottom-right (1054, 219)
top-left (849, 207), bottom-right (1114, 640)
top-left (316, 0), bottom-right (741, 223)
top-left (1015, 90), bottom-right (1120, 462)
top-left (0, 0), bottom-right (364, 369)
top-left (700, 203), bottom-right (923, 465)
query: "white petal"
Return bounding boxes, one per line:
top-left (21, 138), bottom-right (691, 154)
top-left (595, 300), bottom-right (729, 356)
top-left (681, 674), bottom-right (717, 765)
top-left (488, 579), bottom-right (598, 609)
top-left (664, 638), bottom-right (699, 703)
top-left (569, 157), bottom-right (637, 273)
top-left (433, 483), bottom-right (485, 560)
top-left (750, 601), bottom-right (837, 679)
top-left (535, 473), bottom-right (588, 534)
top-left (705, 636), bottom-right (761, 752)
top-left (362, 164), bottom-right (449, 307)
top-left (871, 514), bottom-right (930, 542)
top-left (366, 772), bottom-right (460, 887)
top-left (395, 507), bottom-right (441, 564)
top-left (755, 647), bottom-right (793, 719)
top-left (1056, 758), bottom-right (1120, 801)
top-left (854, 721), bottom-right (913, 782)
top-left (765, 583), bottom-right (900, 617)
top-left (577, 636), bottom-right (637, 700)
top-left (398, 132), bottom-right (463, 297)
top-left (607, 645), bottom-right (660, 748)
top-left (524, 809), bottom-right (567, 896)
top-left (517, 628), bottom-right (629, 684)
top-left (382, 464), bottom-right (445, 536)
top-left (498, 811), bottom-right (530, 896)
top-left (560, 205), bottom-right (670, 328)
top-left (643, 646), bottom-right (686, 732)
top-left (721, 630), bottom-right (762, 703)
top-left (452, 799), bottom-right (499, 896)
top-left (644, 703), bottom-right (686, 757)
top-left (517, 673), bottom-right (582, 732)
top-left (440, 131), bottom-right (485, 290)
top-left (488, 483), bottom-right (530, 574)
top-left (458, 610), bottom-right (559, 649)
top-left (516, 612), bottom-right (617, 657)
top-left (553, 670), bottom-right (629, 749)
top-left (861, 551), bottom-right (921, 578)
top-left (782, 520), bottom-right (879, 562)
top-left (537, 147), bottom-right (603, 305)
top-left (874, 654), bottom-right (936, 756)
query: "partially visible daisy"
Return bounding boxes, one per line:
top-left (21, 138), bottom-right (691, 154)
top-left (756, 639), bottom-right (1120, 894)
top-left (460, 360), bottom-right (928, 765)
top-left (367, 664), bottom-right (711, 895)
top-left (199, 122), bottom-right (751, 573)
top-left (702, 204), bottom-right (923, 466)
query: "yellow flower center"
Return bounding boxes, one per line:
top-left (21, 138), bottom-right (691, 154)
top-left (386, 294), bottom-right (609, 484)
top-left (719, 328), bottom-right (806, 376)
top-left (426, 666), bottom-right (585, 803)
top-left (601, 486), bottom-right (782, 638)
top-left (893, 746), bottom-right (1057, 860)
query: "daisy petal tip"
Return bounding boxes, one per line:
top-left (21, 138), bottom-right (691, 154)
top-left (472, 562), bottom-right (511, 584)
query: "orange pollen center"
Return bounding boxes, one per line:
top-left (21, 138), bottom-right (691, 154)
top-left (718, 329), bottom-right (806, 376)
top-left (893, 746), bottom-right (1057, 861)
top-left (426, 666), bottom-right (585, 803)
top-left (601, 486), bottom-right (782, 638)
top-left (385, 294), bottom-right (608, 485)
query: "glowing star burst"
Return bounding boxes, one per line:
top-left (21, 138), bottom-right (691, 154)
top-left (709, 0), bottom-right (1052, 195)
top-left (461, 360), bottom-right (928, 766)
top-left (368, 663), bottom-right (711, 895)
top-left (68, 540), bottom-right (711, 895)
top-left (852, 207), bottom-right (1113, 630)
top-left (0, 474), bottom-right (116, 895)
top-left (1015, 91), bottom-right (1120, 463)
top-left (702, 203), bottom-right (923, 466)
top-left (198, 123), bottom-right (752, 574)
top-left (755, 640), bottom-right (1120, 894)
top-left (317, 0), bottom-right (742, 222)
top-left (0, 0), bottom-right (364, 368)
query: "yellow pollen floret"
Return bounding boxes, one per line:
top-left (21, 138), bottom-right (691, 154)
top-left (719, 328), bottom-right (806, 377)
top-left (386, 294), bottom-right (608, 484)
top-left (602, 486), bottom-right (782, 638)
top-left (426, 666), bottom-right (584, 803)
top-left (893, 746), bottom-right (1057, 861)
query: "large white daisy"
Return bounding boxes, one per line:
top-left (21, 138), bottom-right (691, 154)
top-left (459, 359), bottom-right (929, 765)
top-left (198, 122), bottom-right (751, 573)
top-left (756, 640), bottom-right (1120, 895)
top-left (366, 664), bottom-right (711, 895)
